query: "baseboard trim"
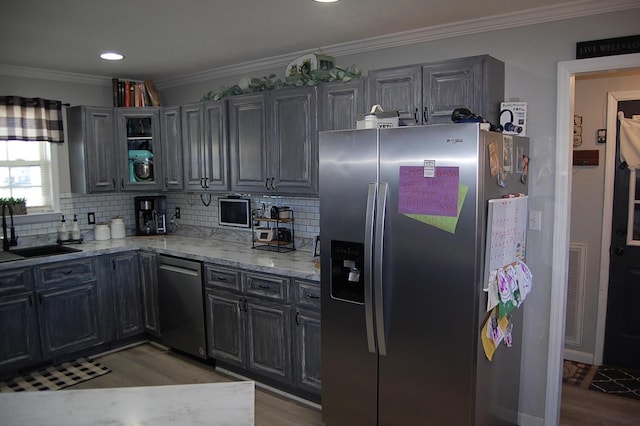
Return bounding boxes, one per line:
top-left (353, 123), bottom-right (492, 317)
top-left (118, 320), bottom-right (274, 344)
top-left (563, 348), bottom-right (594, 365)
top-left (215, 366), bottom-right (322, 411)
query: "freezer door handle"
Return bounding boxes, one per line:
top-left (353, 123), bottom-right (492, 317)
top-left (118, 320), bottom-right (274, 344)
top-left (364, 182), bottom-right (377, 354)
top-left (374, 182), bottom-right (388, 356)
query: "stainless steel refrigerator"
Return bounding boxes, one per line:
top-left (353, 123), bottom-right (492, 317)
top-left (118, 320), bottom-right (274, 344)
top-left (319, 124), bottom-right (528, 426)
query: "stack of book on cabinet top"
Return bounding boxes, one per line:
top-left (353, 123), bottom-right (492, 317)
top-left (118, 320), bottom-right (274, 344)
top-left (112, 78), bottom-right (161, 108)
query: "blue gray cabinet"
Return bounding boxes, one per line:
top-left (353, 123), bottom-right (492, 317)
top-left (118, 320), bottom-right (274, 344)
top-left (35, 258), bottom-right (106, 358)
top-left (181, 101), bottom-right (229, 191)
top-left (115, 108), bottom-right (163, 191)
top-left (160, 106), bottom-right (184, 190)
top-left (319, 78), bottom-right (367, 131)
top-left (205, 264), bottom-right (294, 386)
top-left (138, 251), bottom-right (160, 336)
top-left (292, 279), bottom-right (321, 399)
top-left (368, 55), bottom-right (504, 126)
top-left (229, 87), bottom-right (318, 195)
top-left (0, 267), bottom-right (39, 374)
top-left (67, 106), bottom-right (118, 193)
top-left (107, 252), bottom-right (143, 340)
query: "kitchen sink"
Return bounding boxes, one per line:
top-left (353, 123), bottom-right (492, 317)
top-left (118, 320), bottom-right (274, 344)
top-left (9, 244), bottom-right (82, 258)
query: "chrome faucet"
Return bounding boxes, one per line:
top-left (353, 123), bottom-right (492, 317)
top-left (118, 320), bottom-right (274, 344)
top-left (2, 203), bottom-right (18, 251)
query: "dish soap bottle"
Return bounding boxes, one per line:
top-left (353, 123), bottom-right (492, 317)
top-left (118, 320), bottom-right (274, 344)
top-left (58, 215), bottom-right (69, 241)
top-left (71, 214), bottom-right (81, 241)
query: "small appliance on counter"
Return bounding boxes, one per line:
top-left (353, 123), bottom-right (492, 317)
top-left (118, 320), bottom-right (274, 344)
top-left (134, 196), bottom-right (167, 235)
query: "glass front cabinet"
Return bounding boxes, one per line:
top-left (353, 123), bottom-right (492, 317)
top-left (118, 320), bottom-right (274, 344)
top-left (116, 108), bottom-right (163, 191)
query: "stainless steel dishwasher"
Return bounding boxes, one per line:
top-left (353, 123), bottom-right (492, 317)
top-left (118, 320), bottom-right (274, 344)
top-left (157, 255), bottom-right (206, 359)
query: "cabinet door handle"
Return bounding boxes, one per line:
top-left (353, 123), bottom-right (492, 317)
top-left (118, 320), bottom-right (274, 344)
top-left (258, 284), bottom-right (271, 290)
top-left (295, 311), bottom-right (300, 325)
top-left (60, 269), bottom-right (73, 275)
top-left (28, 294), bottom-right (33, 306)
top-left (264, 178), bottom-right (270, 190)
top-left (216, 276), bottom-right (227, 281)
top-left (204, 177), bottom-right (210, 189)
top-left (243, 299), bottom-right (248, 312)
top-left (270, 177), bottom-right (276, 190)
top-left (112, 260), bottom-right (116, 270)
top-left (164, 177), bottom-right (169, 188)
top-left (200, 177), bottom-right (205, 189)
top-left (414, 108), bottom-right (419, 124)
top-left (306, 294), bottom-right (320, 299)
top-left (121, 178), bottom-right (125, 189)
top-left (38, 293), bottom-right (43, 304)
top-left (112, 178), bottom-right (116, 189)
top-left (423, 106), bottom-right (428, 123)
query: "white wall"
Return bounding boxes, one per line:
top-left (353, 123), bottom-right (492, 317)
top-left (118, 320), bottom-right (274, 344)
top-left (2, 7), bottom-right (640, 424)
top-left (568, 72), bottom-right (640, 360)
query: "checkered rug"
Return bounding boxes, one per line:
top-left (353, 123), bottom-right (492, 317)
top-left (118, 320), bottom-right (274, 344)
top-left (0, 358), bottom-right (110, 392)
top-left (589, 365), bottom-right (640, 400)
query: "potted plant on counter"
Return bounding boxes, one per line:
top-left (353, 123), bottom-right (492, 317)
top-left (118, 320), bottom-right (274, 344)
top-left (0, 197), bottom-right (27, 215)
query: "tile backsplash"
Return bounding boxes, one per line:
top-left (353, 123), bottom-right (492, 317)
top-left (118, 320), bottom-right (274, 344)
top-left (11, 192), bottom-right (320, 251)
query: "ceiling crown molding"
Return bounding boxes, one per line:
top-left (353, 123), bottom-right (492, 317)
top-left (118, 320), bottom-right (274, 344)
top-left (155, 0), bottom-right (639, 89)
top-left (0, 64), bottom-right (112, 86)
top-left (0, 0), bottom-right (637, 89)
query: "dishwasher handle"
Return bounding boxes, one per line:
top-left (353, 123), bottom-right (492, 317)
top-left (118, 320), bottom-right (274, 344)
top-left (158, 263), bottom-right (200, 277)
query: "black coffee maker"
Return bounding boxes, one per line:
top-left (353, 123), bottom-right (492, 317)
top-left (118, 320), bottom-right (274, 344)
top-left (134, 196), bottom-right (167, 235)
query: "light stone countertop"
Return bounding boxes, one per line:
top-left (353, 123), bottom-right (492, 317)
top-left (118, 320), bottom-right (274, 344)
top-left (0, 381), bottom-right (255, 426)
top-left (0, 235), bottom-right (321, 282)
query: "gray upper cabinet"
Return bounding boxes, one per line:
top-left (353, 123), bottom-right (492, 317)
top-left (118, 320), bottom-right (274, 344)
top-left (116, 108), bottom-right (163, 191)
top-left (228, 94), bottom-right (269, 193)
top-left (369, 55), bottom-right (504, 126)
top-left (68, 106), bottom-right (164, 193)
top-left (229, 87), bottom-right (318, 195)
top-left (368, 66), bottom-right (422, 125)
top-left (68, 106), bottom-right (118, 193)
top-left (319, 78), bottom-right (367, 131)
top-left (160, 106), bottom-right (184, 190)
top-left (182, 101), bottom-right (229, 191)
top-left (421, 55), bottom-right (504, 125)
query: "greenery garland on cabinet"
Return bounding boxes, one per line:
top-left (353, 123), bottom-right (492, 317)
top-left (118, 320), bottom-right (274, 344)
top-left (201, 64), bottom-right (362, 101)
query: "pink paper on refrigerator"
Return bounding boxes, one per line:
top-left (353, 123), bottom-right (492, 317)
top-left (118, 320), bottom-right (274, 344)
top-left (398, 166), bottom-right (459, 217)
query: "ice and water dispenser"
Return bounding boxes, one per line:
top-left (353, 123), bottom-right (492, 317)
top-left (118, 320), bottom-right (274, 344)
top-left (331, 240), bottom-right (365, 304)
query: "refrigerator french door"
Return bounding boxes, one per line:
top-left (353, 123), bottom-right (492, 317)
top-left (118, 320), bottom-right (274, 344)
top-left (319, 124), bottom-right (527, 426)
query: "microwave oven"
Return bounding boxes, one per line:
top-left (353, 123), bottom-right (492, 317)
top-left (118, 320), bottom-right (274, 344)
top-left (219, 197), bottom-right (251, 228)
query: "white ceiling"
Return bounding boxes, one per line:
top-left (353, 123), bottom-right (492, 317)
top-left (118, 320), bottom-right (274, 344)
top-left (1, 0), bottom-right (637, 85)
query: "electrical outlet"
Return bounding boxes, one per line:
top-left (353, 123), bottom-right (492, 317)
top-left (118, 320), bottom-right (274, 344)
top-left (87, 212), bottom-right (95, 224)
top-left (175, 207), bottom-right (181, 219)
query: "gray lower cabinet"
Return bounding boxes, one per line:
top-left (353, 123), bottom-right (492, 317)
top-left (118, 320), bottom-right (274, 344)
top-left (205, 264), bottom-right (297, 388)
top-left (368, 55), bottom-right (504, 126)
top-left (107, 252), bottom-right (143, 340)
top-left (138, 251), bottom-right (160, 336)
top-left (0, 267), bottom-right (39, 373)
top-left (292, 279), bottom-right (321, 397)
top-left (35, 258), bottom-right (107, 358)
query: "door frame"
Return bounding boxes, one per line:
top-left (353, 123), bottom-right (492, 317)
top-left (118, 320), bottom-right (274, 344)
top-left (595, 90), bottom-right (640, 367)
top-left (548, 53), bottom-right (640, 426)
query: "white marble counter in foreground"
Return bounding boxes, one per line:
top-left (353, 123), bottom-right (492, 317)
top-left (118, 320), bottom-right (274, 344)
top-left (0, 381), bottom-right (255, 426)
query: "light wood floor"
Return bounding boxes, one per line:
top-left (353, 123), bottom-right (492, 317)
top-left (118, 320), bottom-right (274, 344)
top-left (68, 342), bottom-right (324, 426)
top-left (559, 365), bottom-right (640, 426)
top-left (68, 343), bottom-right (640, 425)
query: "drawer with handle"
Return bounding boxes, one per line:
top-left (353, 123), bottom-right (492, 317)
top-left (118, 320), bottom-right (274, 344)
top-left (244, 272), bottom-right (290, 301)
top-left (204, 264), bottom-right (241, 291)
top-left (294, 279), bottom-right (321, 310)
top-left (35, 258), bottom-right (97, 288)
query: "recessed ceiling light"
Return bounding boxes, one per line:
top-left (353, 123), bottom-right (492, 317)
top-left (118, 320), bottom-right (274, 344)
top-left (100, 52), bottom-right (124, 61)
top-left (313, 0), bottom-right (339, 3)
